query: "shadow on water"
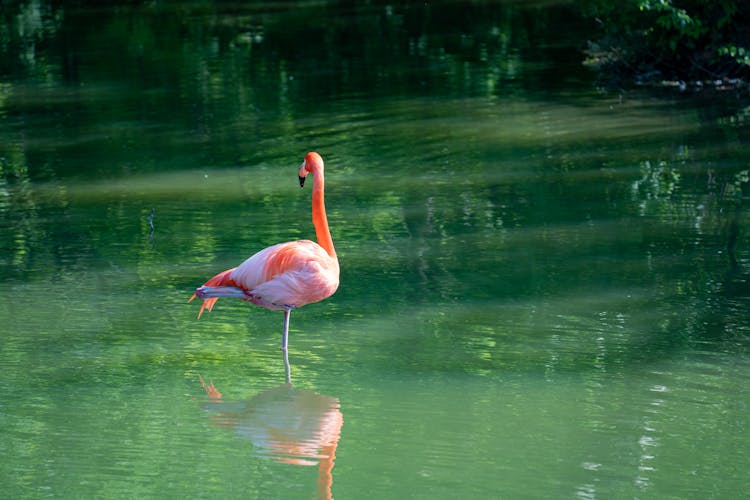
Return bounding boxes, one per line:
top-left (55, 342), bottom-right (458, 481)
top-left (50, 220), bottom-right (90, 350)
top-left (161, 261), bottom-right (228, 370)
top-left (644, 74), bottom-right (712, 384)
top-left (197, 351), bottom-right (343, 500)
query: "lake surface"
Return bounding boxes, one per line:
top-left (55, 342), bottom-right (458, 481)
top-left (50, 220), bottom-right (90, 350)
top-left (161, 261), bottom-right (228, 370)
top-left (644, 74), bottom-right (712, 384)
top-left (1, 1), bottom-right (749, 498)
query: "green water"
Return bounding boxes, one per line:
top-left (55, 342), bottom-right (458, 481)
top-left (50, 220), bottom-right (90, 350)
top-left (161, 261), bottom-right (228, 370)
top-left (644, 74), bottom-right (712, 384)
top-left (1, 1), bottom-right (749, 498)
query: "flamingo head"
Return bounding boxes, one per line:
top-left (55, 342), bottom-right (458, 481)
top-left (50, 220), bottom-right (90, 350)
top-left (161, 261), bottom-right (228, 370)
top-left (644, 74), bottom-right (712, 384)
top-left (298, 151), bottom-right (323, 188)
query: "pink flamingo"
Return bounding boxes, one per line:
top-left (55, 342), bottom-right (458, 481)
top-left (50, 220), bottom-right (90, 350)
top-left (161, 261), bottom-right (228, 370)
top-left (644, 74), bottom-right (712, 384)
top-left (190, 152), bottom-right (339, 351)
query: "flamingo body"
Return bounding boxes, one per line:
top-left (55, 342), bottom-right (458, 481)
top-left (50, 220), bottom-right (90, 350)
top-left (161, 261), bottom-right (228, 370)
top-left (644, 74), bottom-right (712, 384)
top-left (190, 152), bottom-right (339, 350)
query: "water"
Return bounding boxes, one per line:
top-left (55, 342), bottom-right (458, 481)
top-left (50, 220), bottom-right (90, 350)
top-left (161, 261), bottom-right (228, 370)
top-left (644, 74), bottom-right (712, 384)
top-left (1, 1), bottom-right (749, 498)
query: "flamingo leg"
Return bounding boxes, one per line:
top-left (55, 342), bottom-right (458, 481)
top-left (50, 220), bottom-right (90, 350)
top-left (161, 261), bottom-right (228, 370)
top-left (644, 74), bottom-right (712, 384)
top-left (195, 286), bottom-right (247, 299)
top-left (281, 308), bottom-right (291, 351)
top-left (282, 347), bottom-right (292, 386)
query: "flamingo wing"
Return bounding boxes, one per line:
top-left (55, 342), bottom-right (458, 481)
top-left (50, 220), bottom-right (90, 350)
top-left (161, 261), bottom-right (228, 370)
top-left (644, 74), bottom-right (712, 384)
top-left (231, 240), bottom-right (339, 308)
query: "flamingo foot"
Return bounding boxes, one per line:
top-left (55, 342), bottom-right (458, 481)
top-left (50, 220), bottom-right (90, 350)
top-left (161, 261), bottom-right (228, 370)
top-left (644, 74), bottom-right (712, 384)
top-left (243, 290), bottom-right (297, 312)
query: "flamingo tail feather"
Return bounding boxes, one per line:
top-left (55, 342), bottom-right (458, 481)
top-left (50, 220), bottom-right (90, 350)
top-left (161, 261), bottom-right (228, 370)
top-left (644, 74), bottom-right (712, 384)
top-left (190, 268), bottom-right (238, 318)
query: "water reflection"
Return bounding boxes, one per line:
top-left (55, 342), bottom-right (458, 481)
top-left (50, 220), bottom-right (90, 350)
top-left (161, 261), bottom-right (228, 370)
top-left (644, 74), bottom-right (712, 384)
top-left (198, 351), bottom-right (343, 500)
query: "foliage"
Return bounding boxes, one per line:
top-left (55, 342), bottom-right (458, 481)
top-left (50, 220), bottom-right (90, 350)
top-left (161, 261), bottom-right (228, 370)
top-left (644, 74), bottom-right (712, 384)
top-left (582, 0), bottom-right (750, 84)
top-left (632, 160), bottom-right (681, 198)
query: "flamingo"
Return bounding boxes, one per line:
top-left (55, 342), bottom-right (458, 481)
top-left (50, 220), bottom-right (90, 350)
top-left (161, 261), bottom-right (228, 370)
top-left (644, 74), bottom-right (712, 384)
top-left (189, 152), bottom-right (339, 351)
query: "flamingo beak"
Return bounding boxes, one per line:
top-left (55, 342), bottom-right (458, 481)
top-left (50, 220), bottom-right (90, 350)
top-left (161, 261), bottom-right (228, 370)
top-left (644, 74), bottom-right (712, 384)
top-left (298, 160), bottom-right (307, 188)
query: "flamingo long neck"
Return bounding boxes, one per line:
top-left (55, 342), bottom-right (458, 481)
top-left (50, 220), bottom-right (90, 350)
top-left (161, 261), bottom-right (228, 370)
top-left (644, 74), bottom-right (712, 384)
top-left (312, 169), bottom-right (337, 259)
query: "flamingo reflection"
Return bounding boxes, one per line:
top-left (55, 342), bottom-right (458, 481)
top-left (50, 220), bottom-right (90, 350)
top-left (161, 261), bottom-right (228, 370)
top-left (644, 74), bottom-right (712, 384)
top-left (199, 351), bottom-right (343, 500)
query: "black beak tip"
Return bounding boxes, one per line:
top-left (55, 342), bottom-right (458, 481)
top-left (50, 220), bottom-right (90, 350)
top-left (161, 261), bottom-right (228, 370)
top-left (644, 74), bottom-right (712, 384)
top-left (299, 176), bottom-right (305, 188)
